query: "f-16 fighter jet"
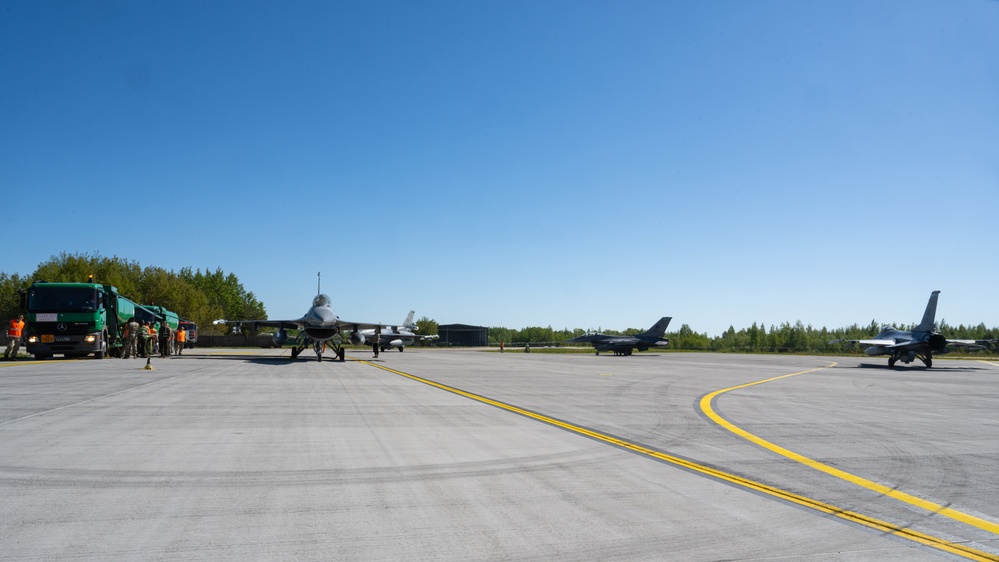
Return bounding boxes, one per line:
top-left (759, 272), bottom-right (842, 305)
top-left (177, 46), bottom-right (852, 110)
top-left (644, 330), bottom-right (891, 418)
top-left (359, 311), bottom-right (439, 353)
top-left (831, 291), bottom-right (994, 368)
top-left (566, 317), bottom-right (672, 356)
top-left (213, 274), bottom-right (394, 362)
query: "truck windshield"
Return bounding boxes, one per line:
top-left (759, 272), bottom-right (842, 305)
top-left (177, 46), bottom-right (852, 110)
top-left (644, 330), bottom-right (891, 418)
top-left (28, 287), bottom-right (100, 312)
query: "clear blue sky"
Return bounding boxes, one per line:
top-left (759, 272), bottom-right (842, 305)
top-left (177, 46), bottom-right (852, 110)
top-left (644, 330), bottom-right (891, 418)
top-left (2, 1), bottom-right (996, 336)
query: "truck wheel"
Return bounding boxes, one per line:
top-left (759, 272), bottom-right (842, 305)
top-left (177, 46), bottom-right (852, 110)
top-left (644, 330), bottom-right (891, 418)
top-left (95, 334), bottom-right (107, 359)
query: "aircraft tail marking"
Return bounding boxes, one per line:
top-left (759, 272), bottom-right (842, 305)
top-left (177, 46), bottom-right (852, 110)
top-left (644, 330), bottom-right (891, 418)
top-left (643, 317), bottom-right (673, 337)
top-left (915, 291), bottom-right (940, 333)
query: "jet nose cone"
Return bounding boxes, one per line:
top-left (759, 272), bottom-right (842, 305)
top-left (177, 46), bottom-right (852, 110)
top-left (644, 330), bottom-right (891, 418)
top-left (306, 306), bottom-right (338, 325)
top-left (316, 307), bottom-right (337, 324)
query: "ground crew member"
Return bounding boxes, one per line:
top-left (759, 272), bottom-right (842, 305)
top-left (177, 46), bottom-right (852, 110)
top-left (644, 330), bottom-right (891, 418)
top-left (174, 326), bottom-right (186, 356)
top-left (137, 321), bottom-right (149, 357)
top-left (124, 317), bottom-right (140, 359)
top-left (158, 321), bottom-right (172, 358)
top-left (5, 314), bottom-right (25, 360)
top-left (149, 322), bottom-right (159, 355)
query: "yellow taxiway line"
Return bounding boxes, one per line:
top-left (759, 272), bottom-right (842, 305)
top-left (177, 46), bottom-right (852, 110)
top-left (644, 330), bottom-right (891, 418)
top-left (359, 360), bottom-right (998, 561)
top-left (700, 363), bottom-right (999, 538)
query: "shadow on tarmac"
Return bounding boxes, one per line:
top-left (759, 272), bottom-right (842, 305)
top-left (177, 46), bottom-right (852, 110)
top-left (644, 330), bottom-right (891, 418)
top-left (184, 353), bottom-right (383, 365)
top-left (854, 363), bottom-right (983, 373)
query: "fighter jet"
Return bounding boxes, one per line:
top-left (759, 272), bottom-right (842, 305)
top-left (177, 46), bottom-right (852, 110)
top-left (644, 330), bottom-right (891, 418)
top-left (357, 311), bottom-right (439, 353)
top-left (213, 274), bottom-right (392, 362)
top-left (831, 290), bottom-right (995, 368)
top-left (566, 317), bottom-right (672, 356)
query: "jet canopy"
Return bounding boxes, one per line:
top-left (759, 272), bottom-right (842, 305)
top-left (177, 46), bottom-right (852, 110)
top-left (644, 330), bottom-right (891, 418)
top-left (313, 294), bottom-right (331, 307)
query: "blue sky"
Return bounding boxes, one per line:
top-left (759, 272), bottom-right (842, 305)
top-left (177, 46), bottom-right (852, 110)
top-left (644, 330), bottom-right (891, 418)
top-left (2, 0), bottom-right (996, 336)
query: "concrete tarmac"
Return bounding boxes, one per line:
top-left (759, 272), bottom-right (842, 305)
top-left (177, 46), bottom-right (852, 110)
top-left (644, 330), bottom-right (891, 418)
top-left (1, 349), bottom-right (997, 561)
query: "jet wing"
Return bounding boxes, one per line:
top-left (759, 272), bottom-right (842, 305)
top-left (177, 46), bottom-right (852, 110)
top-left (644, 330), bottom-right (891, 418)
top-left (605, 336), bottom-right (639, 344)
top-left (946, 339), bottom-right (996, 350)
top-left (215, 317), bottom-right (397, 332)
top-left (831, 339), bottom-right (897, 346)
top-left (334, 319), bottom-right (395, 331)
top-left (213, 318), bottom-right (306, 331)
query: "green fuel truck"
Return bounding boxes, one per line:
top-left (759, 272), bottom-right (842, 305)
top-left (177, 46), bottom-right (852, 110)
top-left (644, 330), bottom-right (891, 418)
top-left (135, 305), bottom-right (179, 332)
top-left (21, 280), bottom-right (139, 359)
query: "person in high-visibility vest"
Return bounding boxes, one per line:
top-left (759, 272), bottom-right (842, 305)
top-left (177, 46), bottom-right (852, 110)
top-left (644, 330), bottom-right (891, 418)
top-left (5, 314), bottom-right (25, 360)
top-left (145, 322), bottom-right (157, 356)
top-left (174, 327), bottom-right (187, 356)
top-left (137, 321), bottom-right (151, 357)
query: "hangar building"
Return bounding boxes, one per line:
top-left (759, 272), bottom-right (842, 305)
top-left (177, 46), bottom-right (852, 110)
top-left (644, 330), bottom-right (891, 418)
top-left (437, 324), bottom-right (488, 347)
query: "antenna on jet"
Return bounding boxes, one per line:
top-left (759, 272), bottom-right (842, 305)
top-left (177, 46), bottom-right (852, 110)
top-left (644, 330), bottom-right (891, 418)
top-left (317, 272), bottom-right (321, 295)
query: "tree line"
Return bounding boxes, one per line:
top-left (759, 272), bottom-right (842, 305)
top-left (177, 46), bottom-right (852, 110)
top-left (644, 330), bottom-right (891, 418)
top-left (0, 253), bottom-right (264, 335)
top-left (488, 320), bottom-right (998, 355)
top-left (3, 253), bottom-right (994, 355)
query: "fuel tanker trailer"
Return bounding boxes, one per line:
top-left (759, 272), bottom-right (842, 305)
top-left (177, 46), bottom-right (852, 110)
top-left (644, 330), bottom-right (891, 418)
top-left (21, 277), bottom-right (139, 359)
top-left (134, 305), bottom-right (179, 332)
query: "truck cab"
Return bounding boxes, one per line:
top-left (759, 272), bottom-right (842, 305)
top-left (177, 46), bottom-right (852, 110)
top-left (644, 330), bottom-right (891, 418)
top-left (22, 281), bottom-right (132, 359)
top-left (178, 320), bottom-right (198, 348)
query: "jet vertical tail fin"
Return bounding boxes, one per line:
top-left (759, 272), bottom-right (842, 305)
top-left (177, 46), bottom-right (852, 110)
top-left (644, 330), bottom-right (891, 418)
top-left (404, 310), bottom-right (416, 329)
top-left (914, 291), bottom-right (940, 333)
top-left (643, 317), bottom-right (673, 337)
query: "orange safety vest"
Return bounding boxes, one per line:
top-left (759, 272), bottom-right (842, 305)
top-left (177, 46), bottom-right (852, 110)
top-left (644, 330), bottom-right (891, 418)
top-left (175, 329), bottom-right (186, 342)
top-left (7, 320), bottom-right (24, 339)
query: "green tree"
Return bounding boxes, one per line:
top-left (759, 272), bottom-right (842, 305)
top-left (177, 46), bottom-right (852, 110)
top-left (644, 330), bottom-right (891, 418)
top-left (0, 272), bottom-right (30, 322)
top-left (414, 316), bottom-right (438, 336)
top-left (670, 324), bottom-right (711, 350)
top-left (180, 267), bottom-right (266, 334)
top-left (32, 253), bottom-right (143, 300)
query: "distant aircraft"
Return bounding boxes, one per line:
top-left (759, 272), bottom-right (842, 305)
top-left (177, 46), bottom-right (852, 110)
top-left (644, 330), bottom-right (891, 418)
top-left (831, 290), bottom-right (995, 368)
top-left (213, 274), bottom-right (393, 362)
top-left (565, 317), bottom-right (672, 356)
top-left (359, 310), bottom-right (439, 353)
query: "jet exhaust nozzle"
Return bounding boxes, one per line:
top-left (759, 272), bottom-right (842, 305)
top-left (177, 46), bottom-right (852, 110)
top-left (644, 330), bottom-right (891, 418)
top-left (928, 333), bottom-right (947, 352)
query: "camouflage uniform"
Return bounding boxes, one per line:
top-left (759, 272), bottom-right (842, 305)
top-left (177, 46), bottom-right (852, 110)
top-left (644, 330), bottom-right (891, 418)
top-left (159, 324), bottom-right (172, 358)
top-left (124, 319), bottom-right (140, 359)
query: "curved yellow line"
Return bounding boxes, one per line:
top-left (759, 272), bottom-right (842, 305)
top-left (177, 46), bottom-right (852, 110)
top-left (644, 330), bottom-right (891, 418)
top-left (360, 360), bottom-right (998, 561)
top-left (699, 362), bottom-right (999, 536)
